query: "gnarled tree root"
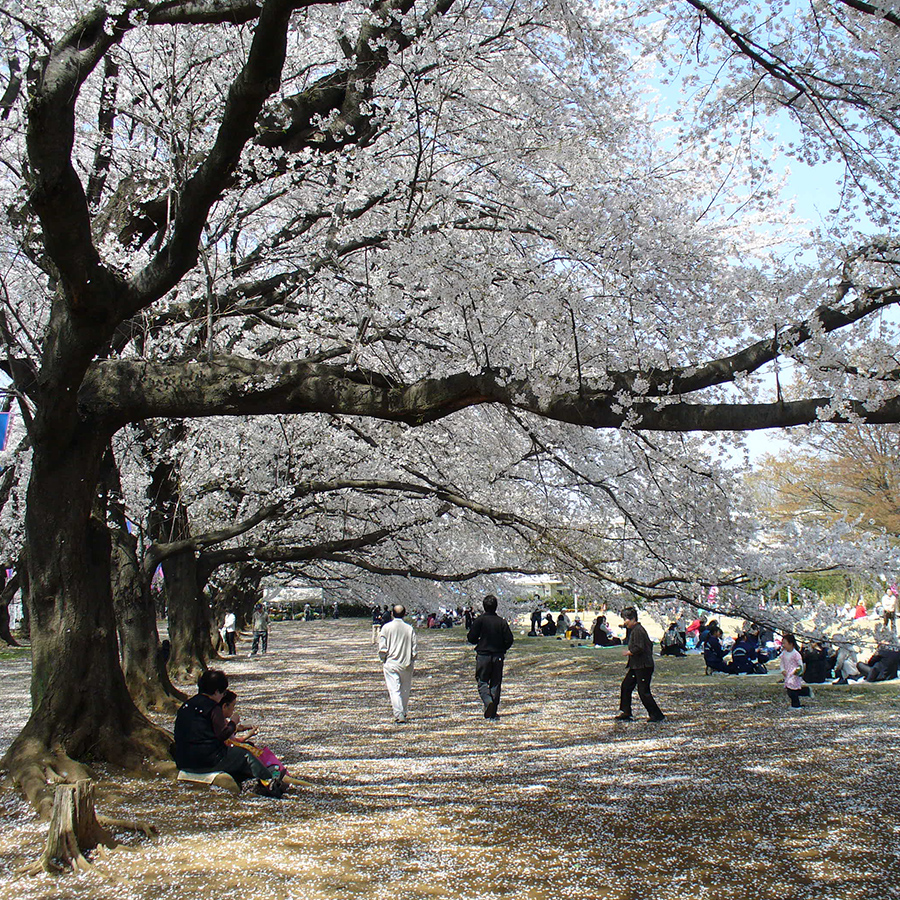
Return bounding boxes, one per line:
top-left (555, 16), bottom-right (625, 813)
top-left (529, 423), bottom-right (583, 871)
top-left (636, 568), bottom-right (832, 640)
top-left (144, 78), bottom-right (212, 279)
top-left (3, 713), bottom-right (176, 817)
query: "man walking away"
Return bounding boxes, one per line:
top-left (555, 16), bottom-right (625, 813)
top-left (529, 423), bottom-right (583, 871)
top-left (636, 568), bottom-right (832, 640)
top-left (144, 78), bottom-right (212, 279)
top-left (467, 594), bottom-right (514, 719)
top-left (378, 604), bottom-right (417, 723)
top-left (615, 606), bottom-right (665, 722)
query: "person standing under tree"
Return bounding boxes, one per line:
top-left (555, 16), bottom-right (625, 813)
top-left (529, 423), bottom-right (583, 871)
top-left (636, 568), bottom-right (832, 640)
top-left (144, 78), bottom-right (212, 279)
top-left (223, 610), bottom-right (237, 656)
top-left (466, 594), bottom-right (514, 719)
top-left (881, 584), bottom-right (898, 636)
top-left (371, 605), bottom-right (383, 645)
top-left (250, 602), bottom-right (270, 656)
top-left (614, 606), bottom-right (665, 722)
top-left (378, 604), bottom-right (417, 723)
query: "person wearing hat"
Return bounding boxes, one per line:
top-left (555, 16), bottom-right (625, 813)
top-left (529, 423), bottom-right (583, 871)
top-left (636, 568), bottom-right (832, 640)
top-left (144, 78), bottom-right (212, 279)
top-left (614, 606), bottom-right (665, 722)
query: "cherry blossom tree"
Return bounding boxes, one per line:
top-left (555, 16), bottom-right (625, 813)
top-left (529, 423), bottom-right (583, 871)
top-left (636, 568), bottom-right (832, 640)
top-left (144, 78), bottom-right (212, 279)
top-left (2, 0), bottom-right (900, 817)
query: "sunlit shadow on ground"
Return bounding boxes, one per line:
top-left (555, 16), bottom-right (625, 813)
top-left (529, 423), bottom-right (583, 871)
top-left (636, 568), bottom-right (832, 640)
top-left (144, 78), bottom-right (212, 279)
top-left (2, 620), bottom-right (899, 899)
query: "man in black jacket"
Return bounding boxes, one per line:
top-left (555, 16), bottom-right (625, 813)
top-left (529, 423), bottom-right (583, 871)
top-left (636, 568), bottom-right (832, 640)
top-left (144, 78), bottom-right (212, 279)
top-left (615, 607), bottom-right (665, 722)
top-left (466, 594), bottom-right (514, 719)
top-left (858, 643), bottom-right (900, 682)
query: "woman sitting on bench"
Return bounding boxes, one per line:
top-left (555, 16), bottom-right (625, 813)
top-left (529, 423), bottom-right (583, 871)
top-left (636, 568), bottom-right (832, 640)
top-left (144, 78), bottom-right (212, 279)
top-left (173, 669), bottom-right (284, 795)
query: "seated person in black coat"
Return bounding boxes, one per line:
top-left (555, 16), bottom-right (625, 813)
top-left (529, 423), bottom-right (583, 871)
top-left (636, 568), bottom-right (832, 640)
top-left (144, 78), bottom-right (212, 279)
top-left (703, 626), bottom-right (729, 673)
top-left (174, 669), bottom-right (279, 790)
top-left (591, 615), bottom-right (621, 646)
top-left (541, 614), bottom-right (557, 636)
top-left (801, 640), bottom-right (834, 683)
top-left (727, 632), bottom-right (758, 674)
top-left (858, 644), bottom-right (900, 682)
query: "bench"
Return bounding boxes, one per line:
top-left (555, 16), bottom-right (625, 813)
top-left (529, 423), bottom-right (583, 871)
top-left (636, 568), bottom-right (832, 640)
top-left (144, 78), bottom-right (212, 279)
top-left (176, 770), bottom-right (240, 796)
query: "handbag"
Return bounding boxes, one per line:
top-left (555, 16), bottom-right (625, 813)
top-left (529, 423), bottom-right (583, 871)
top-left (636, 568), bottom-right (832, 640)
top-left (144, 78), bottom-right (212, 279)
top-left (231, 739), bottom-right (287, 776)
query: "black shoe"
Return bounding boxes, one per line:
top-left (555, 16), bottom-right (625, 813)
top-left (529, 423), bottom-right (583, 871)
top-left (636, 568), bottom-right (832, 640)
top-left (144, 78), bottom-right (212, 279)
top-left (484, 701), bottom-right (498, 719)
top-left (613, 712), bottom-right (633, 721)
top-left (647, 715), bottom-right (666, 722)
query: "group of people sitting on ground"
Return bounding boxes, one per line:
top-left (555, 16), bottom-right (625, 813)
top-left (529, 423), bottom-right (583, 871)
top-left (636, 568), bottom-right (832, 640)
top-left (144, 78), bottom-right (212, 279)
top-left (173, 668), bottom-right (290, 799)
top-left (783, 635), bottom-right (900, 685)
top-left (700, 620), bottom-right (772, 675)
top-left (528, 609), bottom-right (592, 639)
top-left (835, 640), bottom-right (900, 684)
top-left (695, 619), bottom-right (900, 686)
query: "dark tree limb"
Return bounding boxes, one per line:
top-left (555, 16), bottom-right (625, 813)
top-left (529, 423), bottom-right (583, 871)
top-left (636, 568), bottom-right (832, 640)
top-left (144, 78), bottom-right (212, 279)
top-left (25, 7), bottom-right (136, 319)
top-left (130, 0), bottom-right (297, 306)
top-left (78, 354), bottom-right (900, 433)
top-left (146, 0), bottom-right (343, 26)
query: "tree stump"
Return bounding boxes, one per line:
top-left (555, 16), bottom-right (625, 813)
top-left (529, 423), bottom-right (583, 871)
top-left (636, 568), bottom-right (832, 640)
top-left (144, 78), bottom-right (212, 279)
top-left (26, 779), bottom-right (116, 874)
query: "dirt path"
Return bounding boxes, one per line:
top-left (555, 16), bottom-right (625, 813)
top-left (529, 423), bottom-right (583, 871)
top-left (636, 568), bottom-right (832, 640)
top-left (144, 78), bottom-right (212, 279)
top-left (2, 619), bottom-right (900, 900)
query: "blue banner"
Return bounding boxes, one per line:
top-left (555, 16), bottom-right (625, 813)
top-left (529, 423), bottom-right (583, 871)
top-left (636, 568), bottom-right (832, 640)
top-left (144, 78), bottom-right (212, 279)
top-left (0, 412), bottom-right (8, 451)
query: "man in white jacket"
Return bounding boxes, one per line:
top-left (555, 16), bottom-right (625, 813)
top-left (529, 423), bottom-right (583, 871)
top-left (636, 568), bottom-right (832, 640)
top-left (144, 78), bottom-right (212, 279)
top-left (378, 605), bottom-right (417, 723)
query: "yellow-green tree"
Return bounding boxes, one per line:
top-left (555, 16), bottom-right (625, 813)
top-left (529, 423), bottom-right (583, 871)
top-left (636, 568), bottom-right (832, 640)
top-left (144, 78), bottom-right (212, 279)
top-left (752, 426), bottom-right (900, 536)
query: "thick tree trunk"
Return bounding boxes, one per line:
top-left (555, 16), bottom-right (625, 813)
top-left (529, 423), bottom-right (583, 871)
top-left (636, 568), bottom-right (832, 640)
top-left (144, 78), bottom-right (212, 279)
top-left (102, 448), bottom-right (185, 712)
top-left (2, 432), bottom-right (171, 818)
top-left (112, 532), bottom-right (185, 711)
top-left (145, 442), bottom-right (216, 677)
top-left (164, 549), bottom-right (216, 677)
top-left (0, 570), bottom-right (20, 646)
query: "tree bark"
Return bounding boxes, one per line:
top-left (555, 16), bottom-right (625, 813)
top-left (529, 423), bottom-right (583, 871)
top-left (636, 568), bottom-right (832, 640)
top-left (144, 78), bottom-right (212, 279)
top-left (0, 570), bottom-right (20, 646)
top-left (79, 354), bottom-right (900, 434)
top-left (25, 780), bottom-right (115, 874)
top-left (2, 429), bottom-right (171, 818)
top-left (113, 530), bottom-right (185, 711)
top-left (162, 549), bottom-right (215, 677)
top-left (102, 448), bottom-right (185, 712)
top-left (145, 443), bottom-right (216, 678)
top-left (21, 777), bottom-right (156, 875)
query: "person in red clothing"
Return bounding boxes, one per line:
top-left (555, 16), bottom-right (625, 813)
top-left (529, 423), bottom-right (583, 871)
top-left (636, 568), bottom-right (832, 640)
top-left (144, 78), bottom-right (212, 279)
top-left (686, 615), bottom-right (706, 649)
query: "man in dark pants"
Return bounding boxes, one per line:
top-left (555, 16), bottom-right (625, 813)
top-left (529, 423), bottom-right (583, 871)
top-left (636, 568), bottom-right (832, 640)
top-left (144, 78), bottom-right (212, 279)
top-left (615, 607), bottom-right (665, 722)
top-left (467, 594), bottom-right (514, 719)
top-left (858, 643), bottom-right (900, 682)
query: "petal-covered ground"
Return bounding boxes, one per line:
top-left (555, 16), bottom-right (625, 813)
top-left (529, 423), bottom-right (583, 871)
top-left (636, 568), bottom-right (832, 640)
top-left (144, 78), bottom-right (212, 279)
top-left (2, 619), bottom-right (900, 900)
